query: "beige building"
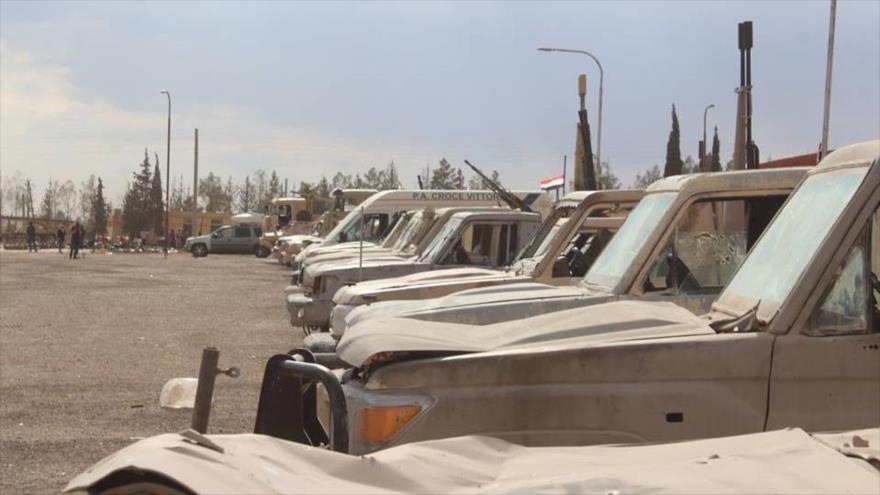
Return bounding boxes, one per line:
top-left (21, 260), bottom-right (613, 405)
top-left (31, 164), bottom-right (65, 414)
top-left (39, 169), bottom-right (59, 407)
top-left (108, 209), bottom-right (233, 240)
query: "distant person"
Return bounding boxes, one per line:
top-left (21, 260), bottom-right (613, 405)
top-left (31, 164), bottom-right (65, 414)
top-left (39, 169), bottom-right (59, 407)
top-left (56, 227), bottom-right (66, 254)
top-left (26, 222), bottom-right (37, 252)
top-left (69, 222), bottom-right (82, 259)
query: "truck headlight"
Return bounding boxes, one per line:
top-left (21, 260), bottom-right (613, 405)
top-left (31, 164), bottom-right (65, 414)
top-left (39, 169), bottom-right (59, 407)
top-left (359, 405), bottom-right (423, 446)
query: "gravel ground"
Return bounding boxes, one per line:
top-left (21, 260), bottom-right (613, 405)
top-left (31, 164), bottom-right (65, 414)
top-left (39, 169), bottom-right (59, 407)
top-left (0, 250), bottom-right (299, 493)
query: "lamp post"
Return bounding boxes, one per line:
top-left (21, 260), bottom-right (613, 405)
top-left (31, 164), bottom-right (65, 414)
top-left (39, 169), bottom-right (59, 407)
top-left (161, 90), bottom-right (171, 259)
top-left (702, 103), bottom-right (715, 170)
top-left (538, 47), bottom-right (604, 168)
top-left (820, 0), bottom-right (837, 159)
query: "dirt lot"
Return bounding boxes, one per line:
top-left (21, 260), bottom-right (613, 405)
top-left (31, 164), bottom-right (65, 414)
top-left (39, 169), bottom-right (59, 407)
top-left (0, 250), bottom-right (299, 493)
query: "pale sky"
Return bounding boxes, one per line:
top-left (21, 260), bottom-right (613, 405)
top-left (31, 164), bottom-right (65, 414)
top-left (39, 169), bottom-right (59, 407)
top-left (1, 0), bottom-right (878, 207)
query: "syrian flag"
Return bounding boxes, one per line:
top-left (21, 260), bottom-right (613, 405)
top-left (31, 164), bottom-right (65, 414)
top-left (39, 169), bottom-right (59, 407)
top-left (540, 174), bottom-right (564, 190)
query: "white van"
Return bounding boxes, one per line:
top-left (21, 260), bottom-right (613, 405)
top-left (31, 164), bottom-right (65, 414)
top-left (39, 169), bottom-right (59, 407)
top-left (284, 190), bottom-right (551, 265)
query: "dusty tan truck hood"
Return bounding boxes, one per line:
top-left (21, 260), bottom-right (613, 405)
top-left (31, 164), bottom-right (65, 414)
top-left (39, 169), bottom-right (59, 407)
top-left (66, 428), bottom-right (879, 494)
top-left (303, 248), bottom-right (395, 268)
top-left (338, 300), bottom-right (714, 367)
top-left (334, 267), bottom-right (527, 304)
top-left (308, 256), bottom-right (416, 278)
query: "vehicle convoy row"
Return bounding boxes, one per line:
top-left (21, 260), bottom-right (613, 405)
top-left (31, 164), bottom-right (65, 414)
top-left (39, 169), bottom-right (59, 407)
top-left (325, 189), bottom-right (643, 340)
top-left (293, 141), bottom-right (880, 454)
top-left (276, 189), bottom-right (551, 267)
top-left (287, 206), bottom-right (528, 331)
top-left (66, 141), bottom-right (880, 493)
top-left (289, 208), bottom-right (545, 330)
top-left (314, 165), bottom-right (805, 356)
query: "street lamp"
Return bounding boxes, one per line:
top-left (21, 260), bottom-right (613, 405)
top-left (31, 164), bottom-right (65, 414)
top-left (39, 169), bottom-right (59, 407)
top-left (702, 103), bottom-right (715, 169)
top-left (538, 47), bottom-right (604, 168)
top-left (161, 90), bottom-right (171, 259)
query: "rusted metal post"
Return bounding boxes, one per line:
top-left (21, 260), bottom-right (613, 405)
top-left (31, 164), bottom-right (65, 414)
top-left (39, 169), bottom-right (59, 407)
top-left (191, 346), bottom-right (220, 433)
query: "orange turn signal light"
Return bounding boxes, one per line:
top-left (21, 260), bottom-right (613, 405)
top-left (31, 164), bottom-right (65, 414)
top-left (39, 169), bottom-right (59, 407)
top-left (359, 405), bottom-right (422, 445)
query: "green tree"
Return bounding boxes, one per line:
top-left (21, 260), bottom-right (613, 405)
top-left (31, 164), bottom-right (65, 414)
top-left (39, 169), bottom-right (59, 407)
top-left (363, 167), bottom-right (382, 189)
top-left (150, 161), bottom-right (164, 235)
top-left (711, 126), bottom-right (722, 172)
top-left (633, 164), bottom-right (663, 189)
top-left (268, 171), bottom-right (281, 203)
top-left (681, 155), bottom-right (698, 174)
top-left (429, 158), bottom-right (459, 189)
top-left (122, 149), bottom-right (154, 237)
top-left (382, 162), bottom-right (401, 189)
top-left (92, 177), bottom-right (109, 237)
top-left (40, 178), bottom-right (58, 219)
top-left (664, 104), bottom-right (683, 177)
top-left (199, 173), bottom-right (228, 212)
top-left (237, 175), bottom-right (255, 212)
top-left (467, 169), bottom-right (502, 189)
top-left (596, 161), bottom-right (621, 190)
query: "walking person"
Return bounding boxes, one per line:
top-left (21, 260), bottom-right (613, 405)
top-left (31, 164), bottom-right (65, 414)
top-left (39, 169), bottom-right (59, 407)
top-left (26, 222), bottom-right (37, 252)
top-left (57, 227), bottom-right (66, 254)
top-left (69, 221), bottom-right (82, 259)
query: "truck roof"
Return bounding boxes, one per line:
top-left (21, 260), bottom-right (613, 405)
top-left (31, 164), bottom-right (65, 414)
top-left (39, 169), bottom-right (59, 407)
top-left (646, 166), bottom-right (811, 195)
top-left (555, 189), bottom-right (644, 209)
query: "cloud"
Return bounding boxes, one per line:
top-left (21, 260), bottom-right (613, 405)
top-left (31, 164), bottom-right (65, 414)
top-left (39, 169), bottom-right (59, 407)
top-left (1, 42), bottom-right (553, 208)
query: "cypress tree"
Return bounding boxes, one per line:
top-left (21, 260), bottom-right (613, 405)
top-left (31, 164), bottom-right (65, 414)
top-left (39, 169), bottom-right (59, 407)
top-left (150, 161), bottom-right (164, 235)
top-left (664, 104), bottom-right (683, 177)
top-left (711, 126), bottom-right (722, 172)
top-left (92, 177), bottom-right (108, 238)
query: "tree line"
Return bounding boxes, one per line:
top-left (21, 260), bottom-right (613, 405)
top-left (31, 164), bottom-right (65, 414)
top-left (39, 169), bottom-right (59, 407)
top-left (1, 170), bottom-right (109, 238)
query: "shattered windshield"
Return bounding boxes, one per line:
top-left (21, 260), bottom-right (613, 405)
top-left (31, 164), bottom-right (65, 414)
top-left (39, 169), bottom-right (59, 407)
top-left (531, 219), bottom-right (568, 261)
top-left (392, 213), bottom-right (426, 252)
top-left (419, 216), bottom-right (464, 262)
top-left (717, 167), bottom-right (869, 319)
top-left (582, 193), bottom-right (676, 293)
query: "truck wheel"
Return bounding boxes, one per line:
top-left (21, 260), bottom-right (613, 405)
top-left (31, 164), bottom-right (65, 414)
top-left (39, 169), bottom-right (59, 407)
top-left (191, 244), bottom-right (208, 258)
top-left (255, 245), bottom-right (270, 258)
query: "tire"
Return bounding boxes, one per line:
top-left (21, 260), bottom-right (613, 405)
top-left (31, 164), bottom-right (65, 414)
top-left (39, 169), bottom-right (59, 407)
top-left (191, 243), bottom-right (208, 258)
top-left (255, 245), bottom-right (270, 258)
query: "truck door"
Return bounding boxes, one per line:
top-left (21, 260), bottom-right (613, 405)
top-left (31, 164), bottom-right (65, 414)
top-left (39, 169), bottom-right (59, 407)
top-left (211, 227), bottom-right (233, 253)
top-left (232, 226), bottom-right (253, 253)
top-left (438, 222), bottom-right (495, 267)
top-left (766, 207), bottom-right (880, 431)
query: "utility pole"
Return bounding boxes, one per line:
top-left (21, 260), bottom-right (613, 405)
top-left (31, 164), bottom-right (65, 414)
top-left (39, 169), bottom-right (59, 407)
top-left (733, 21), bottom-right (758, 169)
top-left (161, 90), bottom-right (171, 258)
top-left (700, 104), bottom-right (715, 172)
top-left (193, 128), bottom-right (199, 237)
top-left (562, 155), bottom-right (567, 196)
top-left (820, 0), bottom-right (837, 159)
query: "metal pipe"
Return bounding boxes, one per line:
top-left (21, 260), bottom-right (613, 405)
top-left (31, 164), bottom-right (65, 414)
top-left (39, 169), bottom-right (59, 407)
top-left (191, 346), bottom-right (219, 433)
top-left (702, 104), bottom-right (715, 170)
top-left (193, 128), bottom-right (198, 236)
top-left (820, 0), bottom-right (837, 159)
top-left (538, 47), bottom-right (604, 169)
top-left (161, 90), bottom-right (171, 258)
top-left (358, 206), bottom-right (364, 282)
top-left (276, 359), bottom-right (349, 452)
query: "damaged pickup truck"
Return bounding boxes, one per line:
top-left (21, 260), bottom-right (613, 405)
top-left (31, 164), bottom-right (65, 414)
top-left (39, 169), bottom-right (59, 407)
top-left (287, 208), bottom-right (543, 330)
top-left (277, 140), bottom-right (880, 455)
top-left (338, 165), bottom-right (808, 338)
top-left (317, 190), bottom-right (642, 349)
